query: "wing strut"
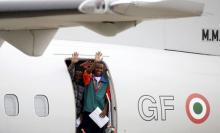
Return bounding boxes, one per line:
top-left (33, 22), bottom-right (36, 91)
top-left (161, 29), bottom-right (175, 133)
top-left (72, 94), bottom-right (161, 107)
top-left (0, 29), bottom-right (57, 56)
top-left (0, 38), bottom-right (3, 47)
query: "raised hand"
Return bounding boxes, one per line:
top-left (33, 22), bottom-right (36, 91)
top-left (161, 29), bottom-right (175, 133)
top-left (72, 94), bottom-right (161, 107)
top-left (71, 52), bottom-right (79, 64)
top-left (95, 51), bottom-right (103, 62)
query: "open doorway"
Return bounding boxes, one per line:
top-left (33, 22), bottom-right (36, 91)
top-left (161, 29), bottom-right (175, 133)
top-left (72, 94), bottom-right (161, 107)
top-left (65, 58), bottom-right (117, 133)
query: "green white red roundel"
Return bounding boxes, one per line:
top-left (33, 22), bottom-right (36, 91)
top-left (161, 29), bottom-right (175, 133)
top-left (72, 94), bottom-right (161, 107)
top-left (186, 93), bottom-right (210, 124)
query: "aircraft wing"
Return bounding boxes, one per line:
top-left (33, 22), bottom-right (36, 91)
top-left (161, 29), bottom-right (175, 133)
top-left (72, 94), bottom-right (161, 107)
top-left (0, 0), bottom-right (79, 12)
top-left (0, 0), bottom-right (204, 56)
top-left (111, 0), bottom-right (204, 18)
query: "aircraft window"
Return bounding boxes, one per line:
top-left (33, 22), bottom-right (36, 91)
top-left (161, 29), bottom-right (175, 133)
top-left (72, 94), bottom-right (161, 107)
top-left (4, 94), bottom-right (19, 116)
top-left (34, 95), bottom-right (49, 117)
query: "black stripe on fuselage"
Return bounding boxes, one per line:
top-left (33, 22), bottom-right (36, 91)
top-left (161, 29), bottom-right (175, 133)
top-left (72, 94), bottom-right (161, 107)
top-left (0, 9), bottom-right (83, 19)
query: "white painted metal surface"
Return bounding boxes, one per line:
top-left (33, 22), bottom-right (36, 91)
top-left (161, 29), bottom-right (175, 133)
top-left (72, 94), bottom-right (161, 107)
top-left (1, 40), bottom-right (219, 132)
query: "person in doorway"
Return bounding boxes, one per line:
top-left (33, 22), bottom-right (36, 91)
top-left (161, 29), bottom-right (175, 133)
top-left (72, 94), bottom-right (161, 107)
top-left (68, 52), bottom-right (85, 130)
top-left (80, 51), bottom-right (110, 133)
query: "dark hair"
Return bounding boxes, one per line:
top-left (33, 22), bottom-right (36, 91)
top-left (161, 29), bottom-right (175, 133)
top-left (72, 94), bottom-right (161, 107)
top-left (96, 61), bottom-right (106, 70)
top-left (74, 63), bottom-right (84, 72)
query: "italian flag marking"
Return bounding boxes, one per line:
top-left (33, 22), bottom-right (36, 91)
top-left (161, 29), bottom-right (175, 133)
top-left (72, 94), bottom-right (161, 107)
top-left (186, 93), bottom-right (210, 124)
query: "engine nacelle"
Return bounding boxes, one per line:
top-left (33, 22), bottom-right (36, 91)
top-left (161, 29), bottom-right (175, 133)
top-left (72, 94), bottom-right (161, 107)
top-left (78, 0), bottom-right (110, 14)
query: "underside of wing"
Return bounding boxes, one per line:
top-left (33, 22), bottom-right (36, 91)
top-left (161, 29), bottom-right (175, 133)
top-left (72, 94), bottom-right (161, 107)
top-left (110, 0), bottom-right (204, 18)
top-left (0, 0), bottom-right (80, 12)
top-left (0, 0), bottom-right (205, 56)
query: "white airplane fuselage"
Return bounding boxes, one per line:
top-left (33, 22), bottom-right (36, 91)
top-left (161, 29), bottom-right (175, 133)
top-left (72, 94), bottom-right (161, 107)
top-left (0, 40), bottom-right (219, 133)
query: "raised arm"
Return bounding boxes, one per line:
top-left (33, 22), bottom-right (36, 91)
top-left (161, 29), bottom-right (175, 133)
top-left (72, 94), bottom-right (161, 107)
top-left (82, 51), bottom-right (103, 86)
top-left (68, 52), bottom-right (79, 75)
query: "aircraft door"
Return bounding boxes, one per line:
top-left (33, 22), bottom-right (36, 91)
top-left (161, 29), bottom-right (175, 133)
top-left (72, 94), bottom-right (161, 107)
top-left (65, 58), bottom-right (117, 133)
